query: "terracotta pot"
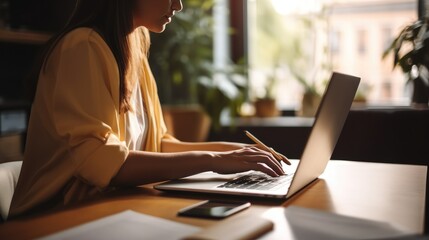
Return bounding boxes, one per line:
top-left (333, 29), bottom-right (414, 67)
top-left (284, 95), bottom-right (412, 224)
top-left (162, 105), bottom-right (211, 142)
top-left (254, 98), bottom-right (280, 117)
top-left (297, 92), bottom-right (321, 117)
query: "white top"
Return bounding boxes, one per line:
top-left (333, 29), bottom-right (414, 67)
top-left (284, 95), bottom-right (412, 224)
top-left (126, 80), bottom-right (148, 151)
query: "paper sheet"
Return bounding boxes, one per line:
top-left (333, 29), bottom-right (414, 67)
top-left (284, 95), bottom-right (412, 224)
top-left (284, 206), bottom-right (413, 240)
top-left (39, 210), bottom-right (201, 240)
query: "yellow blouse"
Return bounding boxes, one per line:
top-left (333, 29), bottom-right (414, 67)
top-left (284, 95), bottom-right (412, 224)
top-left (9, 28), bottom-right (172, 218)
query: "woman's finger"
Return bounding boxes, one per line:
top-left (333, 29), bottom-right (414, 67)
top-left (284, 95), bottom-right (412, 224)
top-left (244, 154), bottom-right (285, 175)
top-left (245, 147), bottom-right (284, 171)
top-left (270, 148), bottom-right (291, 165)
top-left (251, 162), bottom-right (279, 177)
top-left (247, 146), bottom-right (285, 168)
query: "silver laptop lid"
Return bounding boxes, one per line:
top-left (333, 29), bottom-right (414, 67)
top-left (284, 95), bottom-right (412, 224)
top-left (286, 72), bottom-right (360, 197)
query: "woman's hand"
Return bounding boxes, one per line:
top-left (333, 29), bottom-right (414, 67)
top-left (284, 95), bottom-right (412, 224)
top-left (209, 147), bottom-right (285, 177)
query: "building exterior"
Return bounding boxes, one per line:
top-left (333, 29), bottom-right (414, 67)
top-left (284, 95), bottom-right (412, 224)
top-left (249, 0), bottom-right (418, 107)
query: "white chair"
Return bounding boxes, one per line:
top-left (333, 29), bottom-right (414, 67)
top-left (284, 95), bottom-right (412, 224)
top-left (0, 161), bottom-right (22, 221)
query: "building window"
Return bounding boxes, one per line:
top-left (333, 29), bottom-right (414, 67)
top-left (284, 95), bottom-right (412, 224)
top-left (246, 0), bottom-right (417, 108)
top-left (329, 30), bottom-right (341, 55)
top-left (382, 26), bottom-right (393, 51)
top-left (357, 29), bottom-right (367, 55)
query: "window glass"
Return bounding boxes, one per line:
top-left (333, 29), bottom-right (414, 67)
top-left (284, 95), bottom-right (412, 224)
top-left (247, 0), bottom-right (417, 108)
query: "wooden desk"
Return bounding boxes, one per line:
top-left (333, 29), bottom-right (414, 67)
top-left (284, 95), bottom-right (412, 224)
top-left (0, 160), bottom-right (426, 239)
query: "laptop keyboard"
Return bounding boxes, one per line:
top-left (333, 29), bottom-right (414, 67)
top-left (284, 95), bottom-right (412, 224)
top-left (216, 173), bottom-right (294, 191)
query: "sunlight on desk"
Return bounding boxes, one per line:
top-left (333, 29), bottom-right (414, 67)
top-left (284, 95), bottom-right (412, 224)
top-left (320, 161), bottom-right (426, 233)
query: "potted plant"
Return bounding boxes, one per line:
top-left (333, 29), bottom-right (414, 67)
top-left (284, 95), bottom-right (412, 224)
top-left (383, 16), bottom-right (429, 107)
top-left (197, 62), bottom-right (247, 131)
top-left (292, 71), bottom-right (322, 117)
top-left (253, 70), bottom-right (280, 118)
top-left (149, 0), bottom-right (246, 139)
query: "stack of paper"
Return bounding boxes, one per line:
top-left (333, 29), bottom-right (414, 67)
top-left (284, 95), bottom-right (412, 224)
top-left (40, 210), bottom-right (201, 240)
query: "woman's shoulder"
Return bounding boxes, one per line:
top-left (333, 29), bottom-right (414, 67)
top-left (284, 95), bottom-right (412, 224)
top-left (47, 27), bottom-right (116, 71)
top-left (60, 27), bottom-right (106, 49)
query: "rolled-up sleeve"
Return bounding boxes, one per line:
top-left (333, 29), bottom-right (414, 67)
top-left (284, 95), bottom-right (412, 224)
top-left (76, 133), bottom-right (128, 188)
top-left (52, 32), bottom-right (127, 189)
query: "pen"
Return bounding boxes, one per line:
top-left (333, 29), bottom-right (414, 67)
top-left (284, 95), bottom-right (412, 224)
top-left (244, 130), bottom-right (291, 165)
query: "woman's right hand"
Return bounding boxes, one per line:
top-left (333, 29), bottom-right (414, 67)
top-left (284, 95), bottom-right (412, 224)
top-left (209, 147), bottom-right (286, 177)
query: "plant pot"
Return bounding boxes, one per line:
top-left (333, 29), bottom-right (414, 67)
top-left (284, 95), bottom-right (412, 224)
top-left (162, 105), bottom-right (211, 142)
top-left (411, 77), bottom-right (429, 108)
top-left (254, 98), bottom-right (280, 117)
top-left (297, 92), bottom-right (321, 117)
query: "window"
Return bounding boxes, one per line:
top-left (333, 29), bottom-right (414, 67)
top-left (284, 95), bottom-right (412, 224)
top-left (357, 29), bottom-right (367, 55)
top-left (246, 0), bottom-right (417, 108)
top-left (329, 30), bottom-right (341, 54)
top-left (382, 26), bottom-right (393, 51)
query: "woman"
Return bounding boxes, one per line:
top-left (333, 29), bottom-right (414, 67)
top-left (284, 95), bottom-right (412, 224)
top-left (9, 0), bottom-right (286, 219)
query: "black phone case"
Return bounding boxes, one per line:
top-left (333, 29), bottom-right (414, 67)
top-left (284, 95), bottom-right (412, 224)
top-left (177, 200), bottom-right (251, 219)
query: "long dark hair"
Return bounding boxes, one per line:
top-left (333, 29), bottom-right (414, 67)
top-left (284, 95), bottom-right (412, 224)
top-left (27, 0), bottom-right (148, 113)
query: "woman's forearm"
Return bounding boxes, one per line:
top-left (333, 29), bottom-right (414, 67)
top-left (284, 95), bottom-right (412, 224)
top-left (111, 141), bottom-right (252, 187)
top-left (110, 150), bottom-right (216, 187)
top-left (161, 139), bottom-right (250, 152)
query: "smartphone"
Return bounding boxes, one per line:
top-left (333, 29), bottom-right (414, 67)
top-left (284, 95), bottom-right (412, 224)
top-left (177, 200), bottom-right (251, 219)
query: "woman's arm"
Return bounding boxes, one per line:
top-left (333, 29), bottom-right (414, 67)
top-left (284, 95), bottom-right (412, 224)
top-left (110, 147), bottom-right (285, 187)
top-left (161, 138), bottom-right (251, 152)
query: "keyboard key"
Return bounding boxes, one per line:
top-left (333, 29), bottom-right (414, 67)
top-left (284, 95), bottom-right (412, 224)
top-left (217, 173), bottom-right (294, 190)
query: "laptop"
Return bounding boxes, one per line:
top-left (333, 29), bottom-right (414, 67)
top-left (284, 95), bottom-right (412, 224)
top-left (155, 72), bottom-right (360, 199)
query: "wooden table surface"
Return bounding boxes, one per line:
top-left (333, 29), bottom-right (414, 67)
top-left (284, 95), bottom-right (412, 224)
top-left (0, 160), bottom-right (426, 239)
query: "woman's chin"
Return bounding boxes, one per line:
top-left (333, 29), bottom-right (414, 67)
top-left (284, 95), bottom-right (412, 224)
top-left (148, 25), bottom-right (167, 33)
